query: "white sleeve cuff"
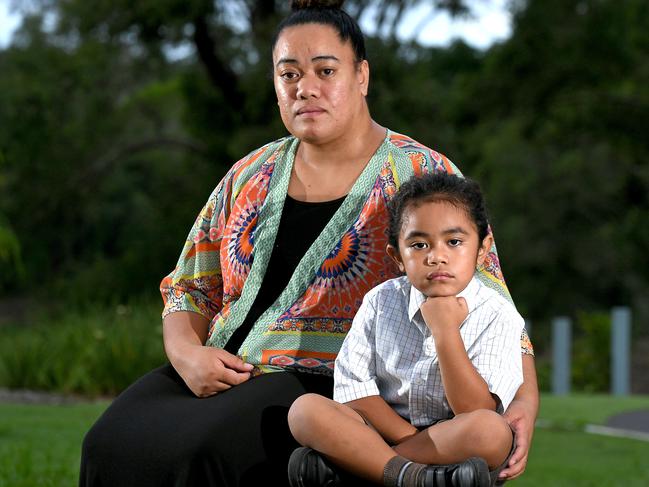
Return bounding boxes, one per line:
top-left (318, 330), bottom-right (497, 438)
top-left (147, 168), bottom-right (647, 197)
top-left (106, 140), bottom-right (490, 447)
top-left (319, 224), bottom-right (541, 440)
top-left (333, 379), bottom-right (381, 404)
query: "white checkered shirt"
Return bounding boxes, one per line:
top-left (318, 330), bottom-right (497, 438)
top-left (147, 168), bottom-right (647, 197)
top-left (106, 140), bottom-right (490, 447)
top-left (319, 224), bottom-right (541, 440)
top-left (333, 275), bottom-right (524, 426)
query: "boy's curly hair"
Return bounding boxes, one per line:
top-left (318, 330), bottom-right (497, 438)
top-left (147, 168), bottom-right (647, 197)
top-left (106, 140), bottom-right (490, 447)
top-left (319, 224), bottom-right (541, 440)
top-left (388, 172), bottom-right (490, 249)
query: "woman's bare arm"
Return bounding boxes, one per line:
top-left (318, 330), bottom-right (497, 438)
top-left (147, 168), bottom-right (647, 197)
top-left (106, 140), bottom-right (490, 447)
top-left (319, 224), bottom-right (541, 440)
top-left (163, 311), bottom-right (253, 397)
top-left (499, 354), bottom-right (539, 480)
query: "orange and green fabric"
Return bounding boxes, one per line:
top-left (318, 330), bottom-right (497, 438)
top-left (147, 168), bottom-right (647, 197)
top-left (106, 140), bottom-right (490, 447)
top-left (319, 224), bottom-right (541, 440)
top-left (160, 130), bottom-right (533, 375)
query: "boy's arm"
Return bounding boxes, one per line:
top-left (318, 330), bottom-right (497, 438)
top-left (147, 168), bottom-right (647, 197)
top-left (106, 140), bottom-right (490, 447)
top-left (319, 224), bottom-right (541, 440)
top-left (420, 296), bottom-right (497, 414)
top-left (346, 395), bottom-right (418, 445)
top-left (335, 289), bottom-right (418, 444)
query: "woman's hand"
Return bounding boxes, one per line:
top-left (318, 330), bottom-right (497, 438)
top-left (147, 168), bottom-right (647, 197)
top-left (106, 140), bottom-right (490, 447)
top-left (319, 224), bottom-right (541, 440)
top-left (175, 345), bottom-right (253, 397)
top-left (499, 355), bottom-right (539, 481)
top-left (500, 398), bottom-right (534, 479)
top-left (162, 311), bottom-right (253, 397)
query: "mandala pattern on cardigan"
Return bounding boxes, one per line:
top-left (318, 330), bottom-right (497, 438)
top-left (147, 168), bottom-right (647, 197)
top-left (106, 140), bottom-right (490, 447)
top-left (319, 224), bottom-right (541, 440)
top-left (275, 183), bottom-right (400, 331)
top-left (220, 169), bottom-right (271, 297)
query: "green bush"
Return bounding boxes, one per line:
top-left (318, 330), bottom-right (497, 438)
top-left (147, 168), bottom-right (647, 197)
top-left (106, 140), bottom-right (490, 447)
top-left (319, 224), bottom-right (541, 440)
top-left (530, 311), bottom-right (611, 393)
top-left (0, 212), bottom-right (24, 292)
top-left (0, 300), bottom-right (166, 396)
top-left (572, 311), bottom-right (611, 393)
top-left (535, 356), bottom-right (552, 392)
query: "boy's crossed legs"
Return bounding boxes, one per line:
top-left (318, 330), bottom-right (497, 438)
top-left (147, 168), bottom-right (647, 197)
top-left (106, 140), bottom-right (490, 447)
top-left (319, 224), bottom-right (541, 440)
top-left (288, 393), bottom-right (513, 486)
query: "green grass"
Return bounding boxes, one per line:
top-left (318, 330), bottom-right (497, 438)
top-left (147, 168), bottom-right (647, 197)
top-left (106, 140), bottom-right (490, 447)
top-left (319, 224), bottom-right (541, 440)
top-left (537, 394), bottom-right (649, 425)
top-left (1, 394), bottom-right (648, 486)
top-left (519, 429), bottom-right (649, 486)
top-left (518, 394), bottom-right (649, 486)
top-left (0, 401), bottom-right (108, 487)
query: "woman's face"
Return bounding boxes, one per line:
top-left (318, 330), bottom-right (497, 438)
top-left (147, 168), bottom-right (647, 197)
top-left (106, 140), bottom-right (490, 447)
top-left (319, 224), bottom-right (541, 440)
top-left (272, 23), bottom-right (369, 145)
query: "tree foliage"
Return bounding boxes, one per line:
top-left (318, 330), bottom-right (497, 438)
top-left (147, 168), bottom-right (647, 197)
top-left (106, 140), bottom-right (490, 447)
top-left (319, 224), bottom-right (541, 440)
top-left (1, 0), bottom-right (647, 331)
top-left (455, 0), bottom-right (649, 321)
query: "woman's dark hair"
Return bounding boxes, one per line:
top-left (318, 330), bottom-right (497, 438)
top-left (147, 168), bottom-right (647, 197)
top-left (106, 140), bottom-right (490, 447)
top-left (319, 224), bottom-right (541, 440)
top-left (272, 0), bottom-right (367, 63)
top-left (388, 172), bottom-right (490, 249)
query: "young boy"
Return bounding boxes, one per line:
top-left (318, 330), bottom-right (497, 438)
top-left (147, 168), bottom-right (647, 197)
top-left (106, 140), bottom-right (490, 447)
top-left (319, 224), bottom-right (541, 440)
top-left (287, 172), bottom-right (524, 487)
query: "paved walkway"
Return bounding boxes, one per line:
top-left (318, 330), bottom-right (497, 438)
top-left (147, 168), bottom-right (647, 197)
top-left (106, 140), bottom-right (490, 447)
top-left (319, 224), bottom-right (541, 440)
top-left (606, 409), bottom-right (649, 434)
top-left (0, 388), bottom-right (106, 405)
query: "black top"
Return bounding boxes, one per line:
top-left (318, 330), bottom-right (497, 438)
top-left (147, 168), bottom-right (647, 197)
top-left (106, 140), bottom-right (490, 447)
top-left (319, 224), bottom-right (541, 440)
top-left (224, 194), bottom-right (346, 354)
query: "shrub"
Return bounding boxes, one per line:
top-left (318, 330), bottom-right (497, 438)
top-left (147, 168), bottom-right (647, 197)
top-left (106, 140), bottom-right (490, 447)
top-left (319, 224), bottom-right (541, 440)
top-left (571, 311), bottom-right (611, 393)
top-left (0, 300), bottom-right (166, 396)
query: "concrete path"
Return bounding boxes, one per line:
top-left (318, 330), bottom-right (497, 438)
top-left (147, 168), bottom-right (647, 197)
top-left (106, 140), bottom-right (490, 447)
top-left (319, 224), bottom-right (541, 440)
top-left (574, 409), bottom-right (649, 442)
top-left (606, 409), bottom-right (649, 434)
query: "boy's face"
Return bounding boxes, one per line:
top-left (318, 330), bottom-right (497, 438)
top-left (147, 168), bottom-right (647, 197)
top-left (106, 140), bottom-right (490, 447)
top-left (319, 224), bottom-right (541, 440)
top-left (387, 200), bottom-right (492, 298)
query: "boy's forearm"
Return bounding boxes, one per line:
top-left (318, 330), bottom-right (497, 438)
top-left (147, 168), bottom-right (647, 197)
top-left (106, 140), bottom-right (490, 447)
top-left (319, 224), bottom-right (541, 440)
top-left (346, 395), bottom-right (418, 444)
top-left (435, 330), bottom-right (497, 414)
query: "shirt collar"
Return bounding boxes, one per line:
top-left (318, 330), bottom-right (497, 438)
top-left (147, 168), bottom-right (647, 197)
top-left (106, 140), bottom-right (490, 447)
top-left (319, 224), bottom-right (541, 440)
top-left (408, 275), bottom-right (482, 323)
top-left (408, 284), bottom-right (427, 322)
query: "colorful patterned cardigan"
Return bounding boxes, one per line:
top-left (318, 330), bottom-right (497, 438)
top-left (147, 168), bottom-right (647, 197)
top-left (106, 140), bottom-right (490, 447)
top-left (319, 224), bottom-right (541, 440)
top-left (160, 130), bottom-right (533, 375)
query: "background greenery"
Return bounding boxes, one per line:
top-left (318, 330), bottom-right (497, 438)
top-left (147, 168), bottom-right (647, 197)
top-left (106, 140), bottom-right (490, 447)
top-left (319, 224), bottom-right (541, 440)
top-left (0, 5), bottom-right (648, 486)
top-left (1, 1), bottom-right (648, 393)
top-left (0, 300), bottom-right (165, 396)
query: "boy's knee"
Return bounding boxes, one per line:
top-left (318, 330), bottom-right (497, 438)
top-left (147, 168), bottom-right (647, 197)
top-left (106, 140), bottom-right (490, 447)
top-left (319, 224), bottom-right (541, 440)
top-left (467, 409), bottom-right (510, 437)
top-left (461, 409), bottom-right (512, 467)
top-left (468, 408), bottom-right (507, 425)
top-left (289, 393), bottom-right (323, 416)
top-left (287, 393), bottom-right (326, 438)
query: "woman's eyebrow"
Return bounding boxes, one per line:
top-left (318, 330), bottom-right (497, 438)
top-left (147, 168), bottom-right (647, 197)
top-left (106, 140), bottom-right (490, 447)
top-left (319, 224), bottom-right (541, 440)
top-left (275, 57), bottom-right (298, 67)
top-left (275, 55), bottom-right (340, 67)
top-left (311, 55), bottom-right (340, 63)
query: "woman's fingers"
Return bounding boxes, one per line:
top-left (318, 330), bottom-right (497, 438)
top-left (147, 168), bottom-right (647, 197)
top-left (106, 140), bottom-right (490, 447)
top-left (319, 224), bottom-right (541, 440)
top-left (215, 348), bottom-right (255, 373)
top-left (218, 366), bottom-right (252, 387)
top-left (499, 418), bottom-right (529, 480)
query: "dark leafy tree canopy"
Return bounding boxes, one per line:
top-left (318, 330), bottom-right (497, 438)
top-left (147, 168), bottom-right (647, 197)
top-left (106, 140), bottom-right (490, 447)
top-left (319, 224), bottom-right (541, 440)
top-left (1, 0), bottom-right (647, 333)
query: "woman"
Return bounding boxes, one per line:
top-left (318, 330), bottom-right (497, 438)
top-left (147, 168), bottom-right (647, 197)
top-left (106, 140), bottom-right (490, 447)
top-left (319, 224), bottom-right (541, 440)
top-left (80, 2), bottom-right (538, 486)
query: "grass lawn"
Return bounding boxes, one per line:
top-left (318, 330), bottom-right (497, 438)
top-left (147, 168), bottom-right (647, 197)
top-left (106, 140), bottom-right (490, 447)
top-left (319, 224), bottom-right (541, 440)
top-left (0, 401), bottom-right (108, 487)
top-left (518, 395), bottom-right (649, 487)
top-left (0, 394), bottom-right (648, 486)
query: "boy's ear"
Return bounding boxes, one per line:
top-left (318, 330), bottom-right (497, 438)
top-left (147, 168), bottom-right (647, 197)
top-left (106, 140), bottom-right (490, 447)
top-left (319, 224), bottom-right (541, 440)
top-left (476, 234), bottom-right (494, 267)
top-left (386, 244), bottom-right (405, 272)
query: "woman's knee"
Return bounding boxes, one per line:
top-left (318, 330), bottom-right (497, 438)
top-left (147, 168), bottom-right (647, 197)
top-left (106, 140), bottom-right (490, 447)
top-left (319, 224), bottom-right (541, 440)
top-left (80, 410), bottom-right (120, 463)
top-left (80, 421), bottom-right (101, 467)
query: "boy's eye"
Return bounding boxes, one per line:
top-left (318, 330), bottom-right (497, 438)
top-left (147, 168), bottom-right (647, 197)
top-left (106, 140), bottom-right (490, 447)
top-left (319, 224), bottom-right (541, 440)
top-left (448, 239), bottom-right (462, 247)
top-left (411, 242), bottom-right (428, 249)
top-left (320, 68), bottom-right (335, 77)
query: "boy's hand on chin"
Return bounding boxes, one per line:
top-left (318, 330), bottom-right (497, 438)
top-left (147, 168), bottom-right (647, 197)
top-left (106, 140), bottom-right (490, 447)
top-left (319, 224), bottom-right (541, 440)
top-left (420, 296), bottom-right (468, 336)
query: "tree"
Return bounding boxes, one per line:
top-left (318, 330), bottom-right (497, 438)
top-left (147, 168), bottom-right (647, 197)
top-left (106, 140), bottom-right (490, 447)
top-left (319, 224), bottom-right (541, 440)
top-left (0, 13), bottom-right (216, 300)
top-left (2, 0), bottom-right (647, 332)
top-left (453, 0), bottom-right (649, 322)
top-left (14, 1), bottom-right (485, 123)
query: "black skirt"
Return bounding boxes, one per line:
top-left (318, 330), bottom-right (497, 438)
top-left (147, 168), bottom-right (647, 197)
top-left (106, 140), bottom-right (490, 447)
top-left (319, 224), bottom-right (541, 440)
top-left (79, 363), bottom-right (333, 487)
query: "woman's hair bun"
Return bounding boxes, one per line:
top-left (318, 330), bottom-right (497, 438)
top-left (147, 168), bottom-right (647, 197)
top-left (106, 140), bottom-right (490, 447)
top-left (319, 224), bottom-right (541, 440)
top-left (290, 0), bottom-right (345, 11)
